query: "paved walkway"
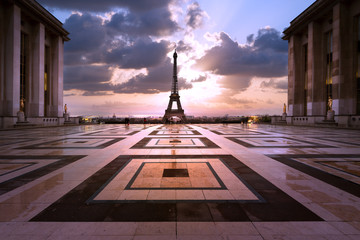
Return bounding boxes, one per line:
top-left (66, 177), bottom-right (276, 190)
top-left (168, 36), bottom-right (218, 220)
top-left (0, 123), bottom-right (359, 239)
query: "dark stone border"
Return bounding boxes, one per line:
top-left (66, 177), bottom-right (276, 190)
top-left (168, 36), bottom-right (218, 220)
top-left (31, 155), bottom-right (322, 222)
top-left (156, 125), bottom-right (194, 130)
top-left (131, 137), bottom-right (220, 149)
top-left (0, 161), bottom-right (36, 177)
top-left (0, 138), bottom-right (34, 146)
top-left (0, 155), bottom-right (86, 196)
top-left (309, 137), bottom-right (360, 146)
top-left (267, 154), bottom-right (360, 198)
top-left (211, 130), bottom-right (269, 135)
top-left (149, 130), bottom-right (201, 136)
top-left (316, 161), bottom-right (360, 178)
top-left (18, 138), bottom-right (125, 149)
top-left (81, 131), bottom-right (139, 136)
top-left (265, 129), bottom-right (342, 135)
top-left (227, 137), bottom-right (334, 148)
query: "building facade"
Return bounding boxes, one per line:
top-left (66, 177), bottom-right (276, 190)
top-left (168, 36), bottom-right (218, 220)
top-left (0, 0), bottom-right (69, 128)
top-left (283, 0), bottom-right (360, 127)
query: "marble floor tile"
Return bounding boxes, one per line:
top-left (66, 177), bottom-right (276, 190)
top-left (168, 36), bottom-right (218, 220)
top-left (0, 124), bottom-right (359, 238)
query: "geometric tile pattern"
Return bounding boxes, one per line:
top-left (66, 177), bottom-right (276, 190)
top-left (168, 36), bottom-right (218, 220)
top-left (82, 129), bottom-right (139, 136)
top-left (267, 154), bottom-right (360, 197)
top-left (157, 126), bottom-right (193, 130)
top-left (0, 162), bottom-right (35, 177)
top-left (0, 138), bottom-right (34, 146)
top-left (227, 137), bottom-right (333, 148)
top-left (19, 138), bottom-right (124, 149)
top-left (312, 137), bottom-right (360, 146)
top-left (0, 155), bottom-right (85, 196)
top-left (210, 130), bottom-right (268, 135)
top-left (319, 161), bottom-right (360, 177)
top-left (149, 130), bottom-right (201, 135)
top-left (1, 123), bottom-right (360, 239)
top-left (31, 155), bottom-right (322, 222)
top-left (131, 137), bottom-right (220, 148)
top-left (90, 158), bottom-right (259, 201)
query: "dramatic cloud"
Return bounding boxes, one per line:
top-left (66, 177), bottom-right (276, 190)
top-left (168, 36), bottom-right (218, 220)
top-left (63, 13), bottom-right (173, 68)
top-left (104, 38), bottom-right (170, 68)
top-left (91, 100), bottom-right (157, 116)
top-left (37, 0), bottom-right (172, 12)
top-left (191, 75), bottom-right (207, 83)
top-left (194, 28), bottom-right (288, 92)
top-left (64, 65), bottom-right (112, 92)
top-left (63, 13), bottom-right (105, 53)
top-left (253, 28), bottom-right (288, 52)
top-left (260, 78), bottom-right (288, 93)
top-left (260, 79), bottom-right (288, 90)
top-left (62, 14), bottom-right (106, 66)
top-left (176, 40), bottom-right (193, 53)
top-left (246, 34), bottom-right (254, 44)
top-left (61, 10), bottom-right (176, 95)
top-left (218, 75), bottom-right (253, 91)
top-left (106, 8), bottom-right (179, 37)
top-left (113, 58), bottom-right (192, 94)
top-left (207, 89), bottom-right (257, 106)
top-left (82, 91), bottom-right (113, 96)
top-left (195, 29), bottom-right (287, 77)
top-left (64, 57), bottom-right (193, 95)
top-left (186, 2), bottom-right (207, 29)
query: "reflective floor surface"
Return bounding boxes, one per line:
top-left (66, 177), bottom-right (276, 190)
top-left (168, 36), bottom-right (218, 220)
top-left (0, 123), bottom-right (359, 239)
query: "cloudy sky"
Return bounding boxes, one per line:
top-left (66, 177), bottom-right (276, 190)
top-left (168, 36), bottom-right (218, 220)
top-left (38, 0), bottom-right (315, 117)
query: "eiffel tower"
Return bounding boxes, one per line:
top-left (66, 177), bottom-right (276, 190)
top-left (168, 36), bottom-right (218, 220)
top-left (162, 50), bottom-right (187, 123)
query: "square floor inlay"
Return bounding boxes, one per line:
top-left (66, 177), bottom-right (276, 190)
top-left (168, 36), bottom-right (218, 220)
top-left (157, 126), bottom-right (193, 130)
top-left (131, 137), bottom-right (220, 148)
top-left (32, 155), bottom-right (322, 222)
top-left (90, 158), bottom-right (258, 201)
top-left (163, 168), bottom-right (189, 177)
top-left (125, 162), bottom-right (224, 190)
top-left (149, 130), bottom-right (201, 135)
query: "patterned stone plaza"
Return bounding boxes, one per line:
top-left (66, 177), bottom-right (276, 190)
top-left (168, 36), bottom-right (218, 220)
top-left (0, 123), bottom-right (359, 239)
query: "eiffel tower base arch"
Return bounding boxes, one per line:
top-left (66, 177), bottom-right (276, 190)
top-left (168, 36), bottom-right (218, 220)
top-left (162, 95), bottom-right (187, 123)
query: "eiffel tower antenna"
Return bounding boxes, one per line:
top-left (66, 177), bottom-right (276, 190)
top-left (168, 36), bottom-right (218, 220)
top-left (162, 49), bottom-right (187, 123)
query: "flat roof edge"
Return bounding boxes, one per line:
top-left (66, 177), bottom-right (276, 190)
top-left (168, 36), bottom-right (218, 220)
top-left (282, 0), bottom-right (338, 39)
top-left (15, 0), bottom-right (70, 41)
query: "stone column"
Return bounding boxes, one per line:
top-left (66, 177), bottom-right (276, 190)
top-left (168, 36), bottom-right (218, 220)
top-left (3, 4), bottom-right (21, 117)
top-left (307, 21), bottom-right (324, 116)
top-left (288, 34), bottom-right (302, 116)
top-left (332, 2), bottom-right (353, 115)
top-left (287, 37), bottom-right (294, 116)
top-left (28, 22), bottom-right (45, 117)
top-left (49, 36), bottom-right (64, 117)
top-left (0, 4), bottom-right (3, 116)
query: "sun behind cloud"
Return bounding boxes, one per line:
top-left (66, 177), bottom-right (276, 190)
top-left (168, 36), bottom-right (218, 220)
top-left (38, 0), bottom-right (293, 117)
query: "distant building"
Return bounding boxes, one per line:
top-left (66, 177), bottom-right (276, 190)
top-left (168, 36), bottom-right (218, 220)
top-left (283, 0), bottom-right (360, 127)
top-left (0, 0), bottom-right (69, 128)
